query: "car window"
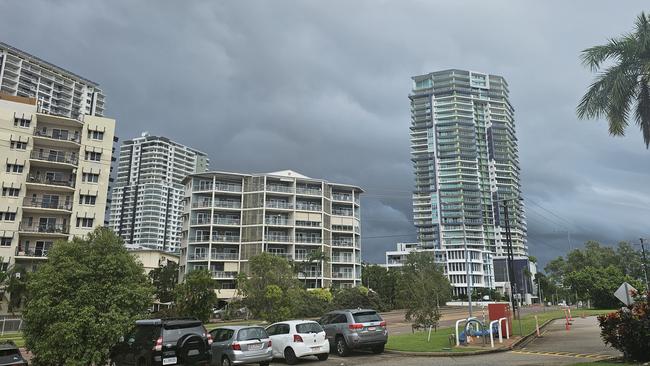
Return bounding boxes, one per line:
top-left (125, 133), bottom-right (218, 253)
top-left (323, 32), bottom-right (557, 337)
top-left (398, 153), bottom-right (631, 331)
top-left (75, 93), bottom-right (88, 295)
top-left (0, 348), bottom-right (20, 356)
top-left (319, 314), bottom-right (331, 325)
top-left (296, 322), bottom-right (323, 334)
top-left (237, 327), bottom-right (267, 341)
top-left (353, 311), bottom-right (382, 323)
top-left (277, 324), bottom-right (290, 334)
top-left (211, 329), bottom-right (234, 342)
top-left (332, 314), bottom-right (348, 324)
top-left (265, 325), bottom-right (277, 336)
top-left (162, 323), bottom-right (205, 343)
top-left (134, 325), bottom-right (158, 345)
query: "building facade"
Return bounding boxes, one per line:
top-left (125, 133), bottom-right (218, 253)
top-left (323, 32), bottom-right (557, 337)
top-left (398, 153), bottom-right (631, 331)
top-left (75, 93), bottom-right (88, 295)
top-left (109, 133), bottom-right (209, 252)
top-left (0, 94), bottom-right (115, 272)
top-left (179, 170), bottom-right (363, 299)
top-left (409, 69), bottom-right (526, 296)
top-left (0, 42), bottom-right (105, 119)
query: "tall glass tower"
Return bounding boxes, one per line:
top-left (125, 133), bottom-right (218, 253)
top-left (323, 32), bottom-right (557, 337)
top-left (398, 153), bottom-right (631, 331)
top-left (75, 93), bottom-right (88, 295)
top-left (409, 69), bottom-right (526, 296)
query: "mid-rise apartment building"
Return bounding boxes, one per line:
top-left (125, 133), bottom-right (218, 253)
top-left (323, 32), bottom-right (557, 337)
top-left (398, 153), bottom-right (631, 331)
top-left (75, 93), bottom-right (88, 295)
top-left (109, 133), bottom-right (209, 252)
top-left (179, 170), bottom-right (363, 299)
top-left (0, 93), bottom-right (115, 271)
top-left (409, 69), bottom-right (526, 297)
top-left (0, 42), bottom-right (105, 119)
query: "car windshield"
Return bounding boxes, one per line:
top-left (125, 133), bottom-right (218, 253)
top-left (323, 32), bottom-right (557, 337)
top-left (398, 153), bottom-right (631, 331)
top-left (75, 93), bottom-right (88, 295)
top-left (353, 311), bottom-right (382, 323)
top-left (296, 322), bottom-right (323, 334)
top-left (0, 348), bottom-right (20, 356)
top-left (237, 327), bottom-right (267, 341)
top-left (162, 323), bottom-right (205, 343)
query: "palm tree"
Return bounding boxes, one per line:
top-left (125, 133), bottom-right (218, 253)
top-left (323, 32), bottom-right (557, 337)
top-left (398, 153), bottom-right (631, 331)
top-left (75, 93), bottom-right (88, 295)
top-left (577, 12), bottom-right (650, 148)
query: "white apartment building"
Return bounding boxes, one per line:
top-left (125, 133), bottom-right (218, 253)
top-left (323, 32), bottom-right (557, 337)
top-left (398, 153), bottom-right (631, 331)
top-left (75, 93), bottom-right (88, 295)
top-left (109, 133), bottom-right (209, 252)
top-left (179, 170), bottom-right (363, 299)
top-left (0, 93), bottom-right (115, 272)
top-left (0, 42), bottom-right (105, 119)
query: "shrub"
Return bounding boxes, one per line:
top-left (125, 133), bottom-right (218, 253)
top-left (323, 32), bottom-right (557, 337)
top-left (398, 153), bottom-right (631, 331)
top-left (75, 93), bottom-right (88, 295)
top-left (597, 292), bottom-right (650, 362)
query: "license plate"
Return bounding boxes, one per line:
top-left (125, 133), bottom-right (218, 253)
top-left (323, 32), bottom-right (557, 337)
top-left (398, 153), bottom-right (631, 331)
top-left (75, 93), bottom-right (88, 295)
top-left (162, 357), bottom-right (177, 365)
top-left (248, 343), bottom-right (263, 350)
top-left (311, 346), bottom-right (321, 351)
top-left (368, 326), bottom-right (376, 331)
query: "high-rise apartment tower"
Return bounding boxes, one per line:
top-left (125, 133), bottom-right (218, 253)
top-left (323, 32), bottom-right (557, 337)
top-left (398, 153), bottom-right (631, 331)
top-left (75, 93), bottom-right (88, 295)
top-left (109, 133), bottom-right (209, 252)
top-left (409, 69), bottom-right (526, 296)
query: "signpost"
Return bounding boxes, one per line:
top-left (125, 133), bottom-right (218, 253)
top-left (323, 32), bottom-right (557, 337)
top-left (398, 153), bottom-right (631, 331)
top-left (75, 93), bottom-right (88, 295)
top-left (614, 282), bottom-right (637, 306)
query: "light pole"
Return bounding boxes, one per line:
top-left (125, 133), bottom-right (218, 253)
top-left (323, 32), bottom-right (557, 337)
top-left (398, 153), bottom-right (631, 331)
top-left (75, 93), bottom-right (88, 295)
top-left (640, 238), bottom-right (649, 291)
top-left (463, 220), bottom-right (473, 317)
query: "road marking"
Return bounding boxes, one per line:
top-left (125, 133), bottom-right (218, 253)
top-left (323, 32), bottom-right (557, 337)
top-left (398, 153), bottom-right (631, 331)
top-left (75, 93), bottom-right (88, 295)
top-left (512, 350), bottom-right (614, 359)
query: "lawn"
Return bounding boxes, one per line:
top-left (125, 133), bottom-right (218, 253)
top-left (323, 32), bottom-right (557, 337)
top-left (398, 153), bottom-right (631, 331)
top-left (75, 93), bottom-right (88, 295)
top-left (0, 332), bottom-right (24, 347)
top-left (569, 362), bottom-right (643, 366)
top-left (385, 308), bottom-right (616, 353)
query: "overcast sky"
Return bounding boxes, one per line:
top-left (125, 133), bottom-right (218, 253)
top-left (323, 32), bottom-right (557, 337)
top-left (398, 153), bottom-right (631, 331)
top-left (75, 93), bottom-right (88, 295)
top-left (2, 1), bottom-right (649, 267)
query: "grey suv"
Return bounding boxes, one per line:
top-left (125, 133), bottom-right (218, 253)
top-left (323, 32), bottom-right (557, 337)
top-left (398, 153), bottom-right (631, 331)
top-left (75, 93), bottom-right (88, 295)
top-left (319, 309), bottom-right (387, 356)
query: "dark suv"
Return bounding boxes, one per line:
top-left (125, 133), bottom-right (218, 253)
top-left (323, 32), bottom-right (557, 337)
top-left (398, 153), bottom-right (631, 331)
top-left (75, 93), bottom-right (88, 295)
top-left (0, 341), bottom-right (27, 366)
top-left (110, 318), bottom-right (212, 366)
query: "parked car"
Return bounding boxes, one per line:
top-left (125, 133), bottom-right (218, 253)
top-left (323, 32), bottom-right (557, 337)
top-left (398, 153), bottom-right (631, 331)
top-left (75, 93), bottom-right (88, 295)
top-left (319, 309), bottom-right (387, 356)
top-left (209, 326), bottom-right (272, 366)
top-left (110, 318), bottom-right (212, 366)
top-left (265, 320), bottom-right (329, 365)
top-left (0, 341), bottom-right (27, 366)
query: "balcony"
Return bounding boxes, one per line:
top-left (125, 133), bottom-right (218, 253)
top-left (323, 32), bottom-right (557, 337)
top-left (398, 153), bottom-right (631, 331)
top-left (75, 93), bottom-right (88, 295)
top-left (22, 198), bottom-right (72, 212)
top-left (19, 223), bottom-right (69, 236)
top-left (15, 247), bottom-right (49, 259)
top-left (191, 201), bottom-right (212, 209)
top-left (213, 217), bottom-right (240, 225)
top-left (29, 151), bottom-right (78, 167)
top-left (265, 217), bottom-right (291, 226)
top-left (33, 130), bottom-right (81, 144)
top-left (265, 201), bottom-right (293, 210)
top-left (332, 272), bottom-right (355, 279)
top-left (331, 239), bottom-right (354, 247)
top-left (211, 252), bottom-right (238, 260)
top-left (294, 220), bottom-right (321, 228)
top-left (266, 184), bottom-right (294, 193)
top-left (214, 182), bottom-right (242, 193)
top-left (332, 209), bottom-right (353, 216)
top-left (331, 256), bottom-right (354, 263)
top-left (189, 236), bottom-right (210, 243)
top-left (332, 193), bottom-right (352, 202)
top-left (213, 201), bottom-right (241, 209)
top-left (296, 187), bottom-right (322, 196)
top-left (193, 183), bottom-right (213, 192)
top-left (295, 202), bottom-right (321, 211)
top-left (295, 236), bottom-right (322, 244)
top-left (299, 271), bottom-right (322, 278)
top-left (265, 234), bottom-right (292, 243)
top-left (269, 252), bottom-right (293, 260)
top-left (188, 252), bottom-right (209, 261)
top-left (212, 271), bottom-right (238, 279)
top-left (212, 234), bottom-right (240, 242)
top-left (190, 218), bottom-right (211, 225)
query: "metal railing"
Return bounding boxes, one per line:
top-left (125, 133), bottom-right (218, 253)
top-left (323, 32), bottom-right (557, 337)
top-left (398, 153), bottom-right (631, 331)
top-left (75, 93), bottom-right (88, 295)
top-left (30, 151), bottom-right (78, 165)
top-left (213, 218), bottom-right (240, 225)
top-left (212, 235), bottom-right (240, 242)
top-left (15, 247), bottom-right (49, 258)
top-left (295, 203), bottom-right (321, 211)
top-left (211, 252), bottom-right (238, 260)
top-left (331, 256), bottom-right (354, 263)
top-left (22, 198), bottom-right (72, 211)
top-left (19, 223), bottom-right (69, 234)
top-left (265, 201), bottom-right (293, 209)
top-left (265, 235), bottom-right (293, 242)
top-left (214, 182), bottom-right (242, 192)
top-left (269, 252), bottom-right (293, 260)
top-left (332, 209), bottom-right (353, 216)
top-left (188, 253), bottom-right (208, 260)
top-left (212, 271), bottom-right (238, 279)
top-left (213, 201), bottom-right (241, 209)
top-left (189, 236), bottom-right (210, 243)
top-left (294, 220), bottom-right (321, 227)
top-left (191, 201), bottom-right (212, 208)
top-left (299, 271), bottom-right (322, 277)
top-left (332, 272), bottom-right (354, 279)
top-left (34, 130), bottom-right (80, 143)
top-left (295, 236), bottom-right (322, 244)
top-left (331, 239), bottom-right (354, 247)
top-left (265, 218), bottom-right (291, 226)
top-left (27, 175), bottom-right (75, 188)
top-left (266, 185), bottom-right (293, 193)
top-left (332, 193), bottom-right (352, 202)
top-left (190, 218), bottom-right (211, 225)
top-left (296, 188), bottom-right (322, 196)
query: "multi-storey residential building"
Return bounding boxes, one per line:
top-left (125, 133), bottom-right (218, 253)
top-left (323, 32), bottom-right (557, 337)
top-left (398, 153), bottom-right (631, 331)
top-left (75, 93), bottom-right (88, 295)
top-left (409, 69), bottom-right (526, 297)
top-left (109, 133), bottom-right (209, 252)
top-left (0, 42), bottom-right (105, 119)
top-left (179, 170), bottom-right (363, 299)
top-left (0, 93), bottom-right (115, 273)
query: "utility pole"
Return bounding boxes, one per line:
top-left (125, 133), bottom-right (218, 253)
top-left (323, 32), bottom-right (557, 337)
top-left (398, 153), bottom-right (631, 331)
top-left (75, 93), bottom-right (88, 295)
top-left (503, 201), bottom-right (523, 336)
top-left (463, 220), bottom-right (473, 317)
top-left (640, 238), bottom-right (649, 291)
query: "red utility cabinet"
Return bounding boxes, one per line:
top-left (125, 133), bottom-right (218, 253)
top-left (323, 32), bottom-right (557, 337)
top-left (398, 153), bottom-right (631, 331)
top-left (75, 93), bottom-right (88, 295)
top-left (488, 302), bottom-right (512, 336)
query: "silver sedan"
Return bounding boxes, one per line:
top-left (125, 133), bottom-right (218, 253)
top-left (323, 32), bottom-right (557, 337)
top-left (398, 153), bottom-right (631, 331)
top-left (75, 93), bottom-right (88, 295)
top-left (209, 326), bottom-right (272, 366)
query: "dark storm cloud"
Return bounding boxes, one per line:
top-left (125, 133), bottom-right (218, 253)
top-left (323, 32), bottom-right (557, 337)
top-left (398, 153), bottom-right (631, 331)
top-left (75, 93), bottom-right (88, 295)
top-left (2, 0), bottom-right (649, 267)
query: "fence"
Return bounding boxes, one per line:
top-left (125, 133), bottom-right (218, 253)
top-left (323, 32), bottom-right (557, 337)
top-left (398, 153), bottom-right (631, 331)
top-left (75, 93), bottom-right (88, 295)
top-left (0, 316), bottom-right (23, 334)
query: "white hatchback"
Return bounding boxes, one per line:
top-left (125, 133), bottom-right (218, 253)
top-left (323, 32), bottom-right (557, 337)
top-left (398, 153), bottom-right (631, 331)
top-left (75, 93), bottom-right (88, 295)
top-left (266, 320), bottom-right (330, 365)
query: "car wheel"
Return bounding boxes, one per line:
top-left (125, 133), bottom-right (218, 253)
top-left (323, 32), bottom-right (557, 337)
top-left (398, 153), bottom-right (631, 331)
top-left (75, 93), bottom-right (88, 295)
top-left (371, 344), bottom-right (385, 354)
top-left (221, 356), bottom-right (232, 366)
top-left (335, 336), bottom-right (350, 357)
top-left (317, 353), bottom-right (329, 361)
top-left (284, 347), bottom-right (298, 365)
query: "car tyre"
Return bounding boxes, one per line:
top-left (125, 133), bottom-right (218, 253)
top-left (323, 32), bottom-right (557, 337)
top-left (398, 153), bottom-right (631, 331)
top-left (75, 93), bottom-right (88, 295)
top-left (221, 356), bottom-right (232, 366)
top-left (335, 336), bottom-right (350, 357)
top-left (317, 353), bottom-right (329, 361)
top-left (284, 347), bottom-right (298, 365)
top-left (371, 344), bottom-right (385, 354)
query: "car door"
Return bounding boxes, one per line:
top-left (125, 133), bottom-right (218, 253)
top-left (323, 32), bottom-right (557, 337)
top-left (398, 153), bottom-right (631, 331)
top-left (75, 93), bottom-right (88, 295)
top-left (319, 314), bottom-right (334, 343)
top-left (210, 328), bottom-right (234, 362)
top-left (267, 323), bottom-right (290, 358)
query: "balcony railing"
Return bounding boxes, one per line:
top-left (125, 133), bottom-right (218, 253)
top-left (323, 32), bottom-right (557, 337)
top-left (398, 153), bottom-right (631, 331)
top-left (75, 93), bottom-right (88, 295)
top-left (296, 188), bottom-right (322, 196)
top-left (212, 271), bottom-right (238, 279)
top-left (266, 201), bottom-right (293, 209)
top-left (214, 183), bottom-right (242, 192)
top-left (332, 272), bottom-right (355, 279)
top-left (295, 236), bottom-right (322, 244)
top-left (191, 201), bottom-right (212, 208)
top-left (194, 183), bottom-right (213, 191)
top-left (265, 217), bottom-right (291, 226)
top-left (332, 193), bottom-right (352, 202)
top-left (27, 175), bottom-right (75, 188)
top-left (15, 247), bottom-right (49, 258)
top-left (265, 235), bottom-right (292, 243)
top-left (211, 252), bottom-right (239, 260)
top-left (188, 253), bottom-right (209, 260)
top-left (295, 203), bottom-right (321, 211)
top-left (269, 252), bottom-right (293, 260)
top-left (331, 256), bottom-right (354, 263)
top-left (213, 218), bottom-right (240, 225)
top-left (190, 218), bottom-right (211, 225)
top-left (294, 221), bottom-right (321, 228)
top-left (213, 201), bottom-right (241, 209)
top-left (299, 271), bottom-right (322, 277)
top-left (332, 239), bottom-right (354, 247)
top-left (189, 236), bottom-right (210, 243)
top-left (34, 130), bottom-right (80, 143)
top-left (19, 223), bottom-right (69, 234)
top-left (22, 198), bottom-right (72, 211)
top-left (30, 151), bottom-right (78, 165)
top-left (212, 235), bottom-right (240, 242)
top-left (266, 185), bottom-right (293, 193)
top-left (332, 209), bottom-right (353, 216)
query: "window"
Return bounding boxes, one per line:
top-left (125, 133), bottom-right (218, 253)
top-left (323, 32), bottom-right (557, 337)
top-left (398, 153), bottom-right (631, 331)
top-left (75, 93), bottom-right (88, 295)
top-left (13, 117), bottom-right (30, 128)
top-left (237, 327), bottom-right (267, 341)
top-left (210, 328), bottom-right (234, 342)
top-left (2, 188), bottom-right (19, 197)
top-left (82, 172), bottom-right (100, 183)
top-left (5, 164), bottom-right (24, 173)
top-left (79, 194), bottom-right (96, 205)
top-left (0, 237), bottom-right (11, 246)
top-left (296, 322), bottom-right (323, 334)
top-left (10, 141), bottom-right (27, 150)
top-left (352, 311), bottom-right (382, 323)
top-left (1, 212), bottom-right (16, 221)
top-left (331, 314), bottom-right (348, 324)
top-left (76, 217), bottom-right (94, 228)
top-left (85, 151), bottom-right (101, 161)
top-left (87, 130), bottom-right (104, 140)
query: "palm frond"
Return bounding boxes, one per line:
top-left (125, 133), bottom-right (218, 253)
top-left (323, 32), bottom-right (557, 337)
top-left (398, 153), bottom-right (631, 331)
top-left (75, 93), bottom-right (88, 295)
top-left (635, 78), bottom-right (650, 148)
top-left (580, 38), bottom-right (628, 72)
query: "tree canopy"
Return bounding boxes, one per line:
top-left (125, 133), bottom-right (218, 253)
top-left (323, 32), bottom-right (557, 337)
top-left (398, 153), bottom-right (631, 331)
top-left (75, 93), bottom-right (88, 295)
top-left (149, 260), bottom-right (179, 303)
top-left (175, 269), bottom-right (218, 323)
top-left (22, 227), bottom-right (153, 365)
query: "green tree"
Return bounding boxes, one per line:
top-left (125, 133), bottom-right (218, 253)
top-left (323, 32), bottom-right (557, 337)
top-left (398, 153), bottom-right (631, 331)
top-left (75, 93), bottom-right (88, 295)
top-left (22, 228), bottom-right (153, 366)
top-left (361, 264), bottom-right (401, 311)
top-left (330, 286), bottom-right (382, 310)
top-left (577, 12), bottom-right (650, 148)
top-left (175, 269), bottom-right (218, 323)
top-left (237, 253), bottom-right (304, 322)
top-left (149, 260), bottom-right (179, 303)
top-left (6, 266), bottom-right (27, 313)
top-left (398, 252), bottom-right (452, 329)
